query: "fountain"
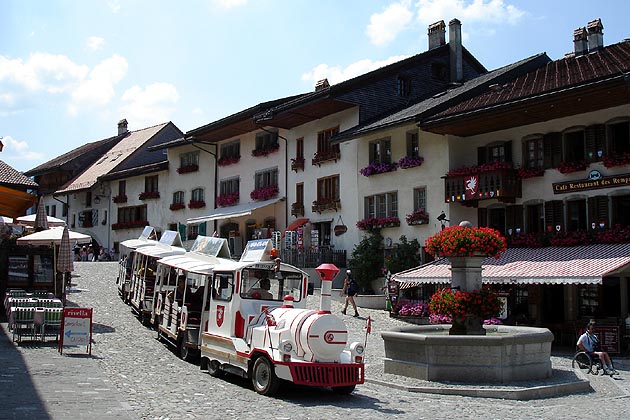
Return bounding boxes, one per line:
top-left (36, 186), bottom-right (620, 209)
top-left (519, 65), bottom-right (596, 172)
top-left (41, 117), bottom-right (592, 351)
top-left (382, 223), bottom-right (553, 383)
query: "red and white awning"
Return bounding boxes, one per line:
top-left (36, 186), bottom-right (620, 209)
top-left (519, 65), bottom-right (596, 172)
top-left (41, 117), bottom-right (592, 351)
top-left (393, 244), bottom-right (630, 287)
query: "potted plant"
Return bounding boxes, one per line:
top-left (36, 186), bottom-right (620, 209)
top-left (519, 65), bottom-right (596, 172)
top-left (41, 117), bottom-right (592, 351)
top-left (424, 225), bottom-right (507, 259)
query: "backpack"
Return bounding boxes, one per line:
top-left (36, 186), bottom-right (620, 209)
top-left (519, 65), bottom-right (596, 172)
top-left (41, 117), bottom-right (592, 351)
top-left (348, 278), bottom-right (358, 294)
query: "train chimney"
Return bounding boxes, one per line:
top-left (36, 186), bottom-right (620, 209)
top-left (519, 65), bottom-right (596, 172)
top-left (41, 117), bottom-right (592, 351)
top-left (315, 263), bottom-right (339, 314)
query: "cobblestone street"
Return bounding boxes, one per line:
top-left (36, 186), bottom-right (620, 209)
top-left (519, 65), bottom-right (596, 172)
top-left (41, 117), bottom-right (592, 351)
top-left (2, 262), bottom-right (630, 420)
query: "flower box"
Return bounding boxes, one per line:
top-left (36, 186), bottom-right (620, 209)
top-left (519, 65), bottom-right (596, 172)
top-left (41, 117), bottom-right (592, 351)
top-left (556, 160), bottom-right (588, 174)
top-left (250, 185), bottom-right (279, 201)
top-left (251, 143), bottom-right (280, 157)
top-left (291, 157), bottom-right (305, 172)
top-left (312, 199), bottom-right (340, 213)
top-left (405, 210), bottom-right (429, 226)
top-left (176, 164), bottom-right (199, 174)
top-left (112, 195), bottom-right (127, 204)
top-left (603, 152), bottom-right (630, 168)
top-left (425, 226), bottom-right (507, 258)
top-left (188, 200), bottom-right (206, 209)
top-left (446, 160), bottom-right (514, 177)
top-left (112, 220), bottom-right (149, 230)
top-left (312, 150), bottom-right (340, 166)
top-left (359, 161), bottom-right (398, 177)
top-left (217, 192), bottom-right (239, 207)
top-left (217, 156), bottom-right (240, 167)
top-left (518, 167), bottom-right (545, 179)
top-left (138, 191), bottom-right (160, 200)
top-left (169, 203), bottom-right (185, 211)
top-left (398, 156), bottom-right (424, 169)
top-left (429, 288), bottom-right (502, 321)
top-left (356, 216), bottom-right (400, 231)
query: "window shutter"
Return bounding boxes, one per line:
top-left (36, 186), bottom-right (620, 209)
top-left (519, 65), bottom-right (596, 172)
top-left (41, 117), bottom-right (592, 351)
top-left (199, 222), bottom-right (207, 236)
top-left (477, 147), bottom-right (487, 165)
top-left (585, 124), bottom-right (606, 162)
top-left (504, 141), bottom-right (513, 163)
top-left (588, 196), bottom-right (609, 227)
top-left (543, 133), bottom-right (562, 168)
top-left (544, 200), bottom-right (564, 229)
top-left (478, 207), bottom-right (488, 227)
top-left (178, 223), bottom-right (187, 240)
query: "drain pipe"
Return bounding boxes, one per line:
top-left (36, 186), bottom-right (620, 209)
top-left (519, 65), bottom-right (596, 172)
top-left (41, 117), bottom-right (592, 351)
top-left (187, 137), bottom-right (218, 234)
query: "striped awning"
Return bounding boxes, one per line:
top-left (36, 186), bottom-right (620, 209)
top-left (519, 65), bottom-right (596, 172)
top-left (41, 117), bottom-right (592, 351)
top-left (392, 244), bottom-right (630, 287)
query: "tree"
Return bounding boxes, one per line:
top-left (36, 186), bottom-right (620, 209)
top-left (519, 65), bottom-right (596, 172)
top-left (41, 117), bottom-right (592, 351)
top-left (348, 232), bottom-right (383, 293)
top-left (384, 235), bottom-right (421, 275)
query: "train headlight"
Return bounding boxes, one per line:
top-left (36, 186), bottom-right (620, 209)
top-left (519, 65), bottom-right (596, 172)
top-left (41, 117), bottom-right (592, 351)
top-left (349, 342), bottom-right (365, 363)
top-left (281, 340), bottom-right (293, 354)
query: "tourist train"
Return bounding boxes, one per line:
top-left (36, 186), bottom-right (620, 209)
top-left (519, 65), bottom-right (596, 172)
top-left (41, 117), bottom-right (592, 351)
top-left (117, 230), bottom-right (366, 395)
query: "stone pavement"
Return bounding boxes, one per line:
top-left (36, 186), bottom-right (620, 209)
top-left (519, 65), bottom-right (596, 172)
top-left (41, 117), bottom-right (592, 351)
top-left (1, 262), bottom-right (630, 420)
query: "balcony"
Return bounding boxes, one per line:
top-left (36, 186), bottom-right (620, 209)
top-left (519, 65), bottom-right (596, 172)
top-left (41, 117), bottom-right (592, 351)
top-left (112, 194), bottom-right (127, 204)
top-left (291, 157), bottom-right (305, 172)
top-left (312, 199), bottom-right (341, 213)
top-left (444, 168), bottom-right (521, 204)
top-left (139, 191), bottom-right (160, 200)
top-left (291, 203), bottom-right (305, 217)
top-left (312, 150), bottom-right (340, 166)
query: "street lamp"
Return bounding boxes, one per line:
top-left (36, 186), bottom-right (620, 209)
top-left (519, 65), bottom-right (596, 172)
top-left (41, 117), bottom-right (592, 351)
top-left (437, 211), bottom-right (449, 230)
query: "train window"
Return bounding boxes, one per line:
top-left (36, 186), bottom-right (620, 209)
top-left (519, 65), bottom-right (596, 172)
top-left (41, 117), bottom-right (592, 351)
top-left (213, 272), bottom-right (233, 301)
top-left (240, 268), bottom-right (303, 302)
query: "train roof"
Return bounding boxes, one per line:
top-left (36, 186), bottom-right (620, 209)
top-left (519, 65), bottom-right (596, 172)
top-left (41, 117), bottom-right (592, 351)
top-left (136, 243), bottom-right (186, 258)
top-left (157, 253), bottom-right (232, 275)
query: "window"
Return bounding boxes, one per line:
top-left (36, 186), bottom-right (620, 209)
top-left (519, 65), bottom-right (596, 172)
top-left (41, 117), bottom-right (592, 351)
top-left (526, 203), bottom-right (544, 233)
top-left (406, 131), bottom-right (419, 158)
top-left (62, 203), bottom-right (68, 217)
top-left (413, 187), bottom-right (427, 212)
top-left (45, 205), bottom-right (49, 216)
top-left (220, 141), bottom-right (240, 159)
top-left (240, 268), bottom-right (303, 302)
top-left (145, 175), bottom-right (159, 193)
top-left (255, 168), bottom-right (278, 189)
top-left (564, 130), bottom-right (585, 162)
top-left (567, 199), bottom-right (586, 231)
top-left (85, 191), bottom-right (92, 207)
top-left (612, 195), bottom-right (630, 227)
top-left (478, 141), bottom-right (511, 165)
top-left (369, 138), bottom-right (392, 164)
top-left (365, 192), bottom-right (398, 219)
top-left (317, 175), bottom-right (339, 201)
top-left (296, 183), bottom-right (304, 205)
top-left (173, 191), bottom-right (185, 204)
top-left (609, 120), bottom-right (630, 155)
top-left (487, 208), bottom-right (506, 235)
top-left (431, 62), bottom-right (447, 81)
top-left (50, 205), bottom-right (56, 217)
top-left (180, 151), bottom-right (199, 168)
top-left (188, 224), bottom-right (199, 240)
top-left (191, 188), bottom-right (204, 202)
top-left (316, 126), bottom-right (340, 157)
top-left (296, 137), bottom-right (304, 159)
top-left (255, 131), bottom-right (278, 150)
top-left (397, 76), bottom-right (410, 97)
top-left (220, 177), bottom-right (240, 195)
top-left (118, 180), bottom-right (126, 197)
top-left (213, 272), bottom-right (234, 301)
top-left (117, 205), bottom-right (147, 224)
top-left (524, 136), bottom-right (544, 169)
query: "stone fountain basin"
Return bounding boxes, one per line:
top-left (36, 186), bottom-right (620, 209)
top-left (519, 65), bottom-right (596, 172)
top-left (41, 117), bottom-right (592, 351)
top-left (382, 324), bottom-right (553, 383)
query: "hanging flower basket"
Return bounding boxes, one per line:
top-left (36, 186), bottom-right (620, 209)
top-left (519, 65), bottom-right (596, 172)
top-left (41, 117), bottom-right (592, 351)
top-left (425, 225), bottom-right (507, 258)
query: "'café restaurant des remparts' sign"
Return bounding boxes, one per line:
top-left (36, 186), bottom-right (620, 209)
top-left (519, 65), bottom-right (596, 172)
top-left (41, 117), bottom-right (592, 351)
top-left (553, 170), bottom-right (630, 194)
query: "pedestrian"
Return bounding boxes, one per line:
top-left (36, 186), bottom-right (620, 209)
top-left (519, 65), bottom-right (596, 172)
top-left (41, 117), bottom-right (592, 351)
top-left (340, 269), bottom-right (359, 317)
top-left (81, 246), bottom-right (88, 261)
top-left (577, 320), bottom-right (617, 375)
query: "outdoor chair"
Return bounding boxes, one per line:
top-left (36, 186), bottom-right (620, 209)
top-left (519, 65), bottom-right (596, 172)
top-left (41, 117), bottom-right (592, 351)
top-left (12, 307), bottom-right (35, 343)
top-left (43, 308), bottom-right (64, 341)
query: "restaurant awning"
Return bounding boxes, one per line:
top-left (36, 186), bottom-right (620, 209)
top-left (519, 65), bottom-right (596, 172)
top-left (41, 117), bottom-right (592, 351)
top-left (0, 185), bottom-right (37, 219)
top-left (392, 244), bottom-right (630, 287)
top-left (283, 217), bottom-right (309, 237)
top-left (186, 197), bottom-right (285, 225)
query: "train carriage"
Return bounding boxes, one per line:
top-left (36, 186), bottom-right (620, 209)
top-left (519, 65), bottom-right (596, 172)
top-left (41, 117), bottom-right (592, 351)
top-left (116, 226), bottom-right (159, 301)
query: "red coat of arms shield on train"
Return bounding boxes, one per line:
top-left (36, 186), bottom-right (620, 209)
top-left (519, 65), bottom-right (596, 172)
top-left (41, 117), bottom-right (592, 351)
top-left (217, 305), bottom-right (225, 327)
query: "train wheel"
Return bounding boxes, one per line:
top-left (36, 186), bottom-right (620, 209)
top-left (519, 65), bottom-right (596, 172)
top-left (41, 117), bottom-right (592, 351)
top-left (331, 385), bottom-right (356, 395)
top-left (252, 357), bottom-right (280, 396)
top-left (178, 337), bottom-right (195, 363)
top-left (207, 360), bottom-right (224, 378)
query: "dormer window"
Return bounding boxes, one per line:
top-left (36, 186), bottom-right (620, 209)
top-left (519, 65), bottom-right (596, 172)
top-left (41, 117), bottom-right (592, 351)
top-left (397, 76), bottom-right (410, 97)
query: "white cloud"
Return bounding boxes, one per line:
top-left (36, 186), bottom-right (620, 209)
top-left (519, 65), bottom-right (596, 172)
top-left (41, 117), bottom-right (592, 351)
top-left (366, 1), bottom-right (414, 46)
top-left (213, 0), bottom-right (247, 9)
top-left (415, 0), bottom-right (525, 26)
top-left (0, 135), bottom-right (44, 161)
top-left (0, 53), bottom-right (88, 93)
top-left (118, 83), bottom-right (180, 128)
top-left (302, 55), bottom-right (411, 86)
top-left (86, 36), bottom-right (105, 51)
top-left (108, 0), bottom-right (121, 13)
top-left (68, 54), bottom-right (127, 116)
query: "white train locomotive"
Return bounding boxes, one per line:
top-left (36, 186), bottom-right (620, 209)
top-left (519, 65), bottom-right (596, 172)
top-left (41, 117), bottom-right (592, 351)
top-left (179, 238), bottom-right (366, 395)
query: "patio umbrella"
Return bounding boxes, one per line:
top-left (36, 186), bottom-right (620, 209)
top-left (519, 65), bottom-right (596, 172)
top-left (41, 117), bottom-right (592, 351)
top-left (57, 226), bottom-right (74, 300)
top-left (33, 198), bottom-right (49, 231)
top-left (16, 213), bottom-right (67, 227)
top-left (17, 226), bottom-right (91, 246)
top-left (0, 215), bottom-right (13, 224)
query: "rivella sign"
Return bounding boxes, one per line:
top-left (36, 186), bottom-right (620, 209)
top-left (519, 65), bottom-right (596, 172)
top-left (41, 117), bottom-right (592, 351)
top-left (552, 171), bottom-right (630, 194)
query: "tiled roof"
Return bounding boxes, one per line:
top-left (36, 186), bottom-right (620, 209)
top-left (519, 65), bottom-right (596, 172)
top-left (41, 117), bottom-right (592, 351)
top-left (24, 136), bottom-right (121, 176)
top-left (55, 123), bottom-right (168, 194)
top-left (429, 40), bottom-right (630, 120)
top-left (393, 244), bottom-right (630, 286)
top-left (0, 159), bottom-right (38, 188)
top-left (334, 53), bottom-right (550, 142)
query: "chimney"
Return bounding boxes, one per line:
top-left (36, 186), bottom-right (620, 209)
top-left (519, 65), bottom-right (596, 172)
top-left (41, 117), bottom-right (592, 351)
top-left (449, 18), bottom-right (463, 83)
top-left (573, 27), bottom-right (588, 56)
top-left (587, 18), bottom-right (604, 52)
top-left (428, 20), bottom-right (446, 50)
top-left (117, 118), bottom-right (128, 135)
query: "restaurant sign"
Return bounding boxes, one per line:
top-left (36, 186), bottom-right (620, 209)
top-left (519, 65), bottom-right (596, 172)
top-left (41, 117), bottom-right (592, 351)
top-left (553, 170), bottom-right (630, 194)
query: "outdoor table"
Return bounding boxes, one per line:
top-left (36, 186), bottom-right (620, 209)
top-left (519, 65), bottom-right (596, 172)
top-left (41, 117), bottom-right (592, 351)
top-left (33, 308), bottom-right (46, 340)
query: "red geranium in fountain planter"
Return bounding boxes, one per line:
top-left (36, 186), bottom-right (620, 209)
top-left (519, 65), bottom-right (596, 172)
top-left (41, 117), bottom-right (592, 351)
top-left (424, 225), bottom-right (507, 259)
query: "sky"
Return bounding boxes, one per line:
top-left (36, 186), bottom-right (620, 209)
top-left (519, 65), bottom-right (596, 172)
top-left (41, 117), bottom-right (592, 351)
top-left (1, 0), bottom-right (629, 173)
